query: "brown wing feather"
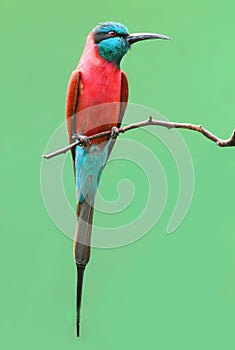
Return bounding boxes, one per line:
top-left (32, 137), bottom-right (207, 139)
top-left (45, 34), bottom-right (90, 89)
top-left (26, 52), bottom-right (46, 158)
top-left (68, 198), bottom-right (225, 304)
top-left (118, 71), bottom-right (129, 126)
top-left (107, 71), bottom-right (129, 158)
top-left (66, 70), bottom-right (81, 164)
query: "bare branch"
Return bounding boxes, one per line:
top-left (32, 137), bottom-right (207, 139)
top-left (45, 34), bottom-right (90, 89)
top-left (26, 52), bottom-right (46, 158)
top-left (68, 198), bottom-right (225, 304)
top-left (42, 116), bottom-right (235, 159)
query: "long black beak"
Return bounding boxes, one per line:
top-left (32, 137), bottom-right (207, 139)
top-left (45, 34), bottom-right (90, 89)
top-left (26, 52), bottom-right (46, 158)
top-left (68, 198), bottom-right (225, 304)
top-left (126, 32), bottom-right (172, 45)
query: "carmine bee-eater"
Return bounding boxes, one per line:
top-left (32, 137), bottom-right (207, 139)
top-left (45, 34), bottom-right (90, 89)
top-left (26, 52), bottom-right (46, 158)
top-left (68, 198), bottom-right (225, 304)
top-left (65, 21), bottom-right (171, 337)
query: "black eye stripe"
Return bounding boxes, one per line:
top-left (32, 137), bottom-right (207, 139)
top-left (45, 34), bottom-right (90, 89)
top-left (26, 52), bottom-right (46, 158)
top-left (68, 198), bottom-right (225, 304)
top-left (94, 33), bottom-right (110, 44)
top-left (94, 32), bottom-right (128, 44)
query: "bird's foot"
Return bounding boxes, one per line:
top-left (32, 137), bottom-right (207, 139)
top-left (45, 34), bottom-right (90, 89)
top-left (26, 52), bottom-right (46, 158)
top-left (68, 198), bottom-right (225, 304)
top-left (78, 135), bottom-right (91, 149)
top-left (110, 126), bottom-right (119, 139)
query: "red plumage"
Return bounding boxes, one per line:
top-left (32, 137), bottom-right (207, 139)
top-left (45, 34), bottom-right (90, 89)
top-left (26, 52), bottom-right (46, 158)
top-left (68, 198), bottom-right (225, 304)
top-left (66, 32), bottom-right (128, 146)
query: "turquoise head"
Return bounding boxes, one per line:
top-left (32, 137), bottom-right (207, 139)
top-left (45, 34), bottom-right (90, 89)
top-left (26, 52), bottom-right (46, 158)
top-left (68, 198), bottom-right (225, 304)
top-left (93, 21), bottom-right (172, 66)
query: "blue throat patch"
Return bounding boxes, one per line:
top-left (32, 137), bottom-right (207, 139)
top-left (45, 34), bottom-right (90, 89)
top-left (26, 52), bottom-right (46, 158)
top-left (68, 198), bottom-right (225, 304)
top-left (97, 37), bottom-right (129, 65)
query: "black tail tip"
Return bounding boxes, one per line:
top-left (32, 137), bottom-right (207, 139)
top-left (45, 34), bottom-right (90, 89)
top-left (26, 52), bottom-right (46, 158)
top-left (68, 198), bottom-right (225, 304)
top-left (76, 322), bottom-right (80, 337)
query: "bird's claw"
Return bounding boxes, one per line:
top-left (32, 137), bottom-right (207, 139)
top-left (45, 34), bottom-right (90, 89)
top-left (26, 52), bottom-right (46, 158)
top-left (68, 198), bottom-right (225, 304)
top-left (72, 134), bottom-right (78, 142)
top-left (110, 126), bottom-right (119, 139)
top-left (79, 135), bottom-right (91, 148)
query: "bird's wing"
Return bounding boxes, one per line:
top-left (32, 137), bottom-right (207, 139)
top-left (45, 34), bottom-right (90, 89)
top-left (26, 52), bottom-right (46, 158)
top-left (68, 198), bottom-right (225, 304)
top-left (106, 71), bottom-right (129, 159)
top-left (118, 71), bottom-right (129, 126)
top-left (66, 69), bottom-right (81, 165)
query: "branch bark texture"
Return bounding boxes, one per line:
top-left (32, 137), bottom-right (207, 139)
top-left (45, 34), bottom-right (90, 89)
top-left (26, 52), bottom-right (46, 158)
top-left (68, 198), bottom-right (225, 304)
top-left (42, 116), bottom-right (235, 159)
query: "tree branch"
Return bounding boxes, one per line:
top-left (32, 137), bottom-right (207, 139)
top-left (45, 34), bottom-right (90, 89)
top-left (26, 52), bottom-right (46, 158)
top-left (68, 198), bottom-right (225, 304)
top-left (42, 116), bottom-right (235, 159)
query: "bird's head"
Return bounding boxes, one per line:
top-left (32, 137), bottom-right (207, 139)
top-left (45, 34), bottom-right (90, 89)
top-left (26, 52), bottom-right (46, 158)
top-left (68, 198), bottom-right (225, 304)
top-left (93, 21), bottom-right (171, 66)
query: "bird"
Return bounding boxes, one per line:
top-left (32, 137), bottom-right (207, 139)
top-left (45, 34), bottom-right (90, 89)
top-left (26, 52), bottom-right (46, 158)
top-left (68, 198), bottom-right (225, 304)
top-left (65, 21), bottom-right (171, 337)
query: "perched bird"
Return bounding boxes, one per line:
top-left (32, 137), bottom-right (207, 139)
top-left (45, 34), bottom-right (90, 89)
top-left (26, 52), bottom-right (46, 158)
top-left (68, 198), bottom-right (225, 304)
top-left (65, 21), bottom-right (171, 337)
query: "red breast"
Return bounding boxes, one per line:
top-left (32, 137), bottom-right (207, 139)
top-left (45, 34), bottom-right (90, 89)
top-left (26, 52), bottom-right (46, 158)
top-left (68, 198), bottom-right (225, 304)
top-left (75, 33), bottom-right (122, 140)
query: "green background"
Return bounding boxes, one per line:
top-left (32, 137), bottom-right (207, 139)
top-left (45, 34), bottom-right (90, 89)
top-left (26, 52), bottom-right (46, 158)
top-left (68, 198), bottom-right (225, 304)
top-left (1, 0), bottom-right (235, 349)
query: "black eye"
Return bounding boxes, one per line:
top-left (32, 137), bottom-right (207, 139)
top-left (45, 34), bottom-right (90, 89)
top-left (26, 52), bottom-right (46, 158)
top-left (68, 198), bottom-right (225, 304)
top-left (109, 30), bottom-right (116, 37)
